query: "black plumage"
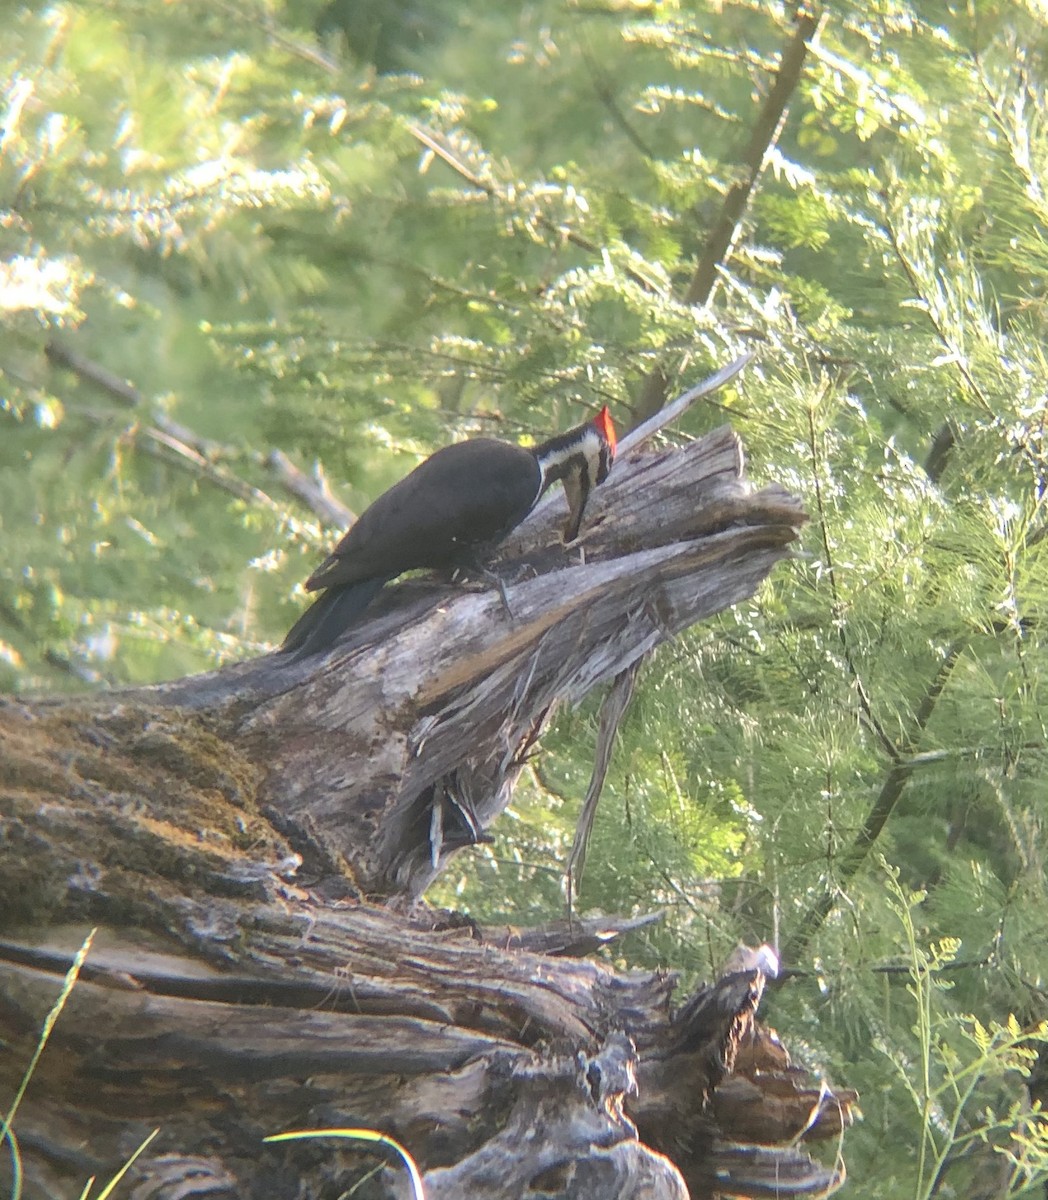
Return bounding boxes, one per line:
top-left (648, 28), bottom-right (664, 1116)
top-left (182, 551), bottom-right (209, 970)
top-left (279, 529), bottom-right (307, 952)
top-left (281, 408), bottom-right (616, 658)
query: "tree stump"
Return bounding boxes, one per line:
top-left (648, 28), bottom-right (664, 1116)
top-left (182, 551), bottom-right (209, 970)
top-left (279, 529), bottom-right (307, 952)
top-left (0, 424), bottom-right (856, 1198)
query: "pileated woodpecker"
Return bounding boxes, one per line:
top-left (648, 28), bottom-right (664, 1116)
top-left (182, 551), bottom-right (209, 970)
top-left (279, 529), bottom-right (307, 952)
top-left (281, 406), bottom-right (617, 657)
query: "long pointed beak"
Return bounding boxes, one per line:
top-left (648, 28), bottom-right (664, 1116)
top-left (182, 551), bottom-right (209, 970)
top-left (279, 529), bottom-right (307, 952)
top-left (561, 467), bottom-right (591, 543)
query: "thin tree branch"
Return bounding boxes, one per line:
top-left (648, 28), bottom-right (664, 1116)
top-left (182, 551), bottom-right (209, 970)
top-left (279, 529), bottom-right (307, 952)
top-left (878, 198), bottom-right (996, 419)
top-left (215, 0), bottom-right (340, 74)
top-left (636, 5), bottom-right (825, 420)
top-left (804, 398), bottom-right (899, 761)
top-left (618, 352), bottom-right (753, 453)
top-left (407, 123), bottom-right (492, 193)
top-left (139, 425), bottom-right (284, 512)
top-left (685, 6), bottom-right (825, 308)
top-left (45, 341), bottom-right (142, 406)
top-left (406, 124), bottom-right (665, 295)
top-left (777, 946), bottom-right (1000, 984)
top-left (566, 660), bottom-right (640, 922)
top-left (45, 340), bottom-right (352, 522)
top-left (583, 48), bottom-right (654, 160)
top-left (790, 338), bottom-right (985, 963)
top-left (782, 643), bottom-right (965, 965)
top-left (266, 450), bottom-right (355, 528)
top-left (50, 341), bottom-right (239, 462)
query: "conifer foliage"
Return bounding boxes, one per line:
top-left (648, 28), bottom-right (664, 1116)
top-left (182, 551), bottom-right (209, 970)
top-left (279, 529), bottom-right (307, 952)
top-left (3, 1), bottom-right (1048, 1193)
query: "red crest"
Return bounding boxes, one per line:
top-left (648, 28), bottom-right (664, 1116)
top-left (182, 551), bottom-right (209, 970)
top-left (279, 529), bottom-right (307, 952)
top-left (593, 405), bottom-right (617, 456)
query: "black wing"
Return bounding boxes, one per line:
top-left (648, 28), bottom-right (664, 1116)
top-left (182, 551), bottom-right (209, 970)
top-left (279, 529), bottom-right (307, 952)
top-left (305, 438), bottom-right (541, 591)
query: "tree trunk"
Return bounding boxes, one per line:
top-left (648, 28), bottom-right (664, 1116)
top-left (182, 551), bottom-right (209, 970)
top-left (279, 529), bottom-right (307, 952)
top-left (0, 424), bottom-right (856, 1199)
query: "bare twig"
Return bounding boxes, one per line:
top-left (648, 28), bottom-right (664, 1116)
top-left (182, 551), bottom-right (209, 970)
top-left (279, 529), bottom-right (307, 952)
top-left (45, 339), bottom-right (349, 518)
top-left (48, 339), bottom-right (231, 459)
top-left (45, 341), bottom-right (141, 406)
top-left (406, 124), bottom-right (664, 295)
top-left (783, 391), bottom-right (969, 963)
top-left (214, 0), bottom-right (340, 74)
top-left (782, 643), bottom-right (965, 965)
top-left (408, 123), bottom-right (491, 193)
top-left (138, 426), bottom-right (283, 512)
top-left (527, 354), bottom-right (752, 531)
top-left (266, 450), bottom-right (355, 528)
top-left (566, 661), bottom-right (640, 922)
top-left (618, 352), bottom-right (753, 454)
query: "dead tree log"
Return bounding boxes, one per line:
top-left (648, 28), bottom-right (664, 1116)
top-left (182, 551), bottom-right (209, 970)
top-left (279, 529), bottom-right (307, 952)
top-left (0, 421), bottom-right (856, 1199)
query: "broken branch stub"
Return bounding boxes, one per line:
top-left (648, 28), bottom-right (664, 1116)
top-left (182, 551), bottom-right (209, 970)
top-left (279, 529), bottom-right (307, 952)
top-left (223, 424), bottom-right (806, 898)
top-left (0, 414), bottom-right (854, 1200)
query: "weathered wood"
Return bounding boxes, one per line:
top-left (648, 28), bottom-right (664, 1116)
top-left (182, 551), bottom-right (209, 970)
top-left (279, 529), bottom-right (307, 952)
top-left (0, 421), bottom-right (856, 1199)
top-left (0, 916), bottom-right (853, 1200)
top-left (6, 426), bottom-right (805, 906)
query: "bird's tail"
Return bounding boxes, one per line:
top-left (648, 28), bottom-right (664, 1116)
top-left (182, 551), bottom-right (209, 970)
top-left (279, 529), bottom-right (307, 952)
top-left (279, 577), bottom-right (389, 659)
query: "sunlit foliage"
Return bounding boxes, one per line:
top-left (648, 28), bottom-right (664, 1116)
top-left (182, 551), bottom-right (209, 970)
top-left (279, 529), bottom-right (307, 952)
top-left (3, 2), bottom-right (1048, 1192)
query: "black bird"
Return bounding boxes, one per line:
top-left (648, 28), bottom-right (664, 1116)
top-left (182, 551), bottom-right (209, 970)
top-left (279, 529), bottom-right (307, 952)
top-left (281, 406), bottom-right (617, 657)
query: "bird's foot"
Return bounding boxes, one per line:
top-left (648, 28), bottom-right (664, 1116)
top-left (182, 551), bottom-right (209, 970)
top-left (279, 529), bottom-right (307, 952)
top-left (479, 565), bottom-right (515, 618)
top-left (454, 557), bottom-right (519, 618)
